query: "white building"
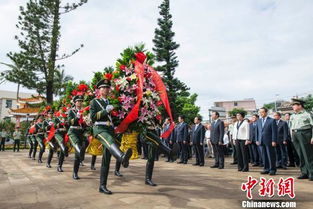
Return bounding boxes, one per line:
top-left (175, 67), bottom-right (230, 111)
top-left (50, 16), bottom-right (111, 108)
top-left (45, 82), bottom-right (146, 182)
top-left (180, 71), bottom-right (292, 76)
top-left (0, 90), bottom-right (34, 120)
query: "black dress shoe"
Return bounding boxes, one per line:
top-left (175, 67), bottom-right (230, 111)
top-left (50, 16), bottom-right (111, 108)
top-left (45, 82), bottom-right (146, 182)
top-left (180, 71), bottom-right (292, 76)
top-left (99, 186), bottom-right (112, 194)
top-left (57, 166), bottom-right (63, 172)
top-left (210, 165), bottom-right (219, 168)
top-left (242, 170), bottom-right (249, 172)
top-left (297, 174), bottom-right (308, 179)
top-left (218, 167), bottom-right (224, 169)
top-left (183, 162), bottom-right (187, 164)
top-left (38, 159), bottom-right (43, 163)
top-left (114, 170), bottom-right (123, 177)
top-left (73, 173), bottom-right (80, 180)
top-left (46, 164), bottom-right (52, 168)
top-left (32, 158), bottom-right (36, 161)
top-left (260, 171), bottom-right (269, 174)
top-left (199, 164), bottom-right (204, 167)
top-left (91, 166), bottom-right (96, 171)
top-left (238, 169), bottom-right (243, 171)
top-left (192, 163), bottom-right (200, 166)
top-left (145, 179), bottom-right (157, 186)
top-left (252, 163), bottom-right (259, 167)
top-left (230, 162), bottom-right (237, 165)
top-left (177, 161), bottom-right (184, 164)
top-left (269, 172), bottom-right (276, 176)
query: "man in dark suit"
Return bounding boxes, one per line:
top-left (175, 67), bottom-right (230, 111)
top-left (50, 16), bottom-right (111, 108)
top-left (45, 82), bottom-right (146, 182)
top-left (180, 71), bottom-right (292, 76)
top-left (210, 111), bottom-right (225, 169)
top-left (249, 114), bottom-right (262, 167)
top-left (176, 116), bottom-right (189, 164)
top-left (274, 112), bottom-right (288, 169)
top-left (284, 113), bottom-right (299, 167)
top-left (255, 107), bottom-right (278, 175)
top-left (190, 116), bottom-right (206, 166)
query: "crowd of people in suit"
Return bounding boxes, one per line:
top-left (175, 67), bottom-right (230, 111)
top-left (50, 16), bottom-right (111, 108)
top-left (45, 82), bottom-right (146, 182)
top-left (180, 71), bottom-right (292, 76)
top-left (159, 98), bottom-right (313, 181)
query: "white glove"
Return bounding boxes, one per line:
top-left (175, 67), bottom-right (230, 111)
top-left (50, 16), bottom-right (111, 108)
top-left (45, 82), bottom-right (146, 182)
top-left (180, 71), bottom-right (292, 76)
top-left (106, 105), bottom-right (114, 113)
top-left (77, 112), bottom-right (81, 118)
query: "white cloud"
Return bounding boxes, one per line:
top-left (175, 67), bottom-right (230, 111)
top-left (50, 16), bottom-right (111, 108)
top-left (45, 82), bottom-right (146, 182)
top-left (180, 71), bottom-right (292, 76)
top-left (1, 0), bottom-right (313, 119)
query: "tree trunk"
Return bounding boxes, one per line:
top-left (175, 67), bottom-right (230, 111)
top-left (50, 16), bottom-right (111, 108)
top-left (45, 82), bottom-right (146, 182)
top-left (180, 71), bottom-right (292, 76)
top-left (46, 80), bottom-right (54, 104)
top-left (16, 82), bottom-right (20, 100)
top-left (46, 0), bottom-right (60, 104)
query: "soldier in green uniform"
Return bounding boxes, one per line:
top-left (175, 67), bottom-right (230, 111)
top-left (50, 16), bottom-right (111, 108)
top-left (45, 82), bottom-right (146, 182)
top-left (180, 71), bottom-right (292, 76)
top-left (141, 127), bottom-right (172, 186)
top-left (27, 120), bottom-right (35, 158)
top-left (35, 115), bottom-right (46, 163)
top-left (54, 108), bottom-right (69, 172)
top-left (45, 109), bottom-right (57, 168)
top-left (290, 98), bottom-right (313, 181)
top-left (13, 127), bottom-right (22, 152)
top-left (90, 79), bottom-right (132, 195)
top-left (68, 95), bottom-right (85, 180)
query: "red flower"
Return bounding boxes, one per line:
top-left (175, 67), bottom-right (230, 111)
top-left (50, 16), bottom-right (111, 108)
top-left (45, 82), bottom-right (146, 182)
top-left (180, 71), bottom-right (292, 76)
top-left (111, 110), bottom-right (118, 117)
top-left (104, 73), bottom-right (113, 80)
top-left (135, 52), bottom-right (146, 64)
top-left (78, 84), bottom-right (89, 92)
top-left (71, 90), bottom-right (78, 96)
top-left (156, 114), bottom-right (162, 121)
top-left (120, 65), bottom-right (126, 71)
top-left (62, 107), bottom-right (68, 112)
top-left (156, 100), bottom-right (163, 106)
top-left (118, 96), bottom-right (123, 102)
top-left (126, 77), bottom-right (131, 81)
top-left (115, 85), bottom-right (120, 92)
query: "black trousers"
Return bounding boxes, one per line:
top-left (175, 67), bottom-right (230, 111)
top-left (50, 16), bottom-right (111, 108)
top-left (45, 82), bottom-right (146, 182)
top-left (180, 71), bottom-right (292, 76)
top-left (276, 143), bottom-right (288, 167)
top-left (167, 142), bottom-right (174, 161)
top-left (13, 140), bottom-right (20, 152)
top-left (249, 142), bottom-right (260, 165)
top-left (212, 143), bottom-right (225, 168)
top-left (261, 144), bottom-right (277, 173)
top-left (178, 142), bottom-right (188, 163)
top-left (286, 140), bottom-right (299, 166)
top-left (235, 140), bottom-right (249, 171)
top-left (194, 144), bottom-right (204, 165)
top-left (0, 138), bottom-right (5, 151)
top-left (32, 140), bottom-right (38, 159)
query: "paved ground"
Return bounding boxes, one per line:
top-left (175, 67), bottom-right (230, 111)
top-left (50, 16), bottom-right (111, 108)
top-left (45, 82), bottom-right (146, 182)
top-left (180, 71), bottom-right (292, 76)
top-left (0, 150), bottom-right (312, 209)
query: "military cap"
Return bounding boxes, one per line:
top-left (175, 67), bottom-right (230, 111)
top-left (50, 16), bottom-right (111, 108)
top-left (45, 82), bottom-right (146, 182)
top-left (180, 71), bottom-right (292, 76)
top-left (96, 79), bottom-right (111, 89)
top-left (73, 95), bottom-right (84, 103)
top-left (291, 98), bottom-right (305, 106)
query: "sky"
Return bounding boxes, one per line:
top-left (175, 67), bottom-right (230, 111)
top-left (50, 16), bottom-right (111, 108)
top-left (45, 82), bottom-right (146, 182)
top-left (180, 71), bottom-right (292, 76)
top-left (1, 0), bottom-right (313, 119)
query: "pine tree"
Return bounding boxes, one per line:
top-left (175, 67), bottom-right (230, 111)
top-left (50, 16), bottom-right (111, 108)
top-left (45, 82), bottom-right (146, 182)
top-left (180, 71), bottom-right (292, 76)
top-left (153, 0), bottom-right (190, 119)
top-left (4, 0), bottom-right (87, 104)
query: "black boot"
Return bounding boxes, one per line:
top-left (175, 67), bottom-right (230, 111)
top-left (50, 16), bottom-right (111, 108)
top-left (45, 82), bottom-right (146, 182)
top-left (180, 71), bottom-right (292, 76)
top-left (73, 159), bottom-right (80, 180)
top-left (145, 161), bottom-right (157, 186)
top-left (99, 185), bottom-right (112, 195)
top-left (91, 155), bottom-right (96, 170)
top-left (99, 159), bottom-right (112, 194)
top-left (38, 150), bottom-right (44, 163)
top-left (57, 153), bottom-right (64, 172)
top-left (46, 150), bottom-right (53, 168)
top-left (108, 144), bottom-right (132, 168)
top-left (114, 161), bottom-right (123, 177)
